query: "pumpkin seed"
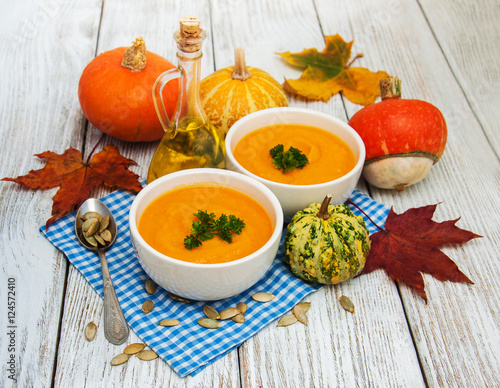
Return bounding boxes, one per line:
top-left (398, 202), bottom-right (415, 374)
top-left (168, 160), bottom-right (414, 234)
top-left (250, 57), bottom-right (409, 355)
top-left (94, 233), bottom-right (106, 246)
top-left (339, 295), bottom-right (355, 313)
top-left (236, 302), bottom-right (247, 314)
top-left (85, 218), bottom-right (100, 237)
top-left (231, 313), bottom-right (245, 323)
top-left (293, 304), bottom-right (308, 326)
top-left (100, 229), bottom-right (112, 242)
top-left (82, 211), bottom-right (101, 221)
top-left (136, 349), bottom-right (158, 361)
top-left (145, 279), bottom-right (156, 295)
top-left (83, 233), bottom-right (98, 247)
top-left (219, 307), bottom-right (240, 320)
top-left (142, 300), bottom-right (154, 314)
top-left (198, 318), bottom-right (221, 329)
top-left (84, 321), bottom-right (97, 341)
top-left (203, 305), bottom-right (220, 320)
top-left (98, 215), bottom-right (110, 233)
top-left (168, 292), bottom-right (191, 303)
top-left (158, 318), bottom-right (180, 327)
top-left (252, 292), bottom-right (275, 303)
top-left (296, 302), bottom-right (311, 313)
top-left (277, 314), bottom-right (298, 327)
top-left (124, 343), bottom-right (146, 355)
top-left (110, 353), bottom-right (130, 366)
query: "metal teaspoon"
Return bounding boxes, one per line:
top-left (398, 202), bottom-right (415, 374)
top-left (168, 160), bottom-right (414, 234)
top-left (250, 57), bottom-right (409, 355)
top-left (75, 198), bottom-right (129, 345)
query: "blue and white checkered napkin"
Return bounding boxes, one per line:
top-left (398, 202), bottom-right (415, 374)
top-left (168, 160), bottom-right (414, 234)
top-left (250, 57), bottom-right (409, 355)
top-left (40, 186), bottom-right (389, 377)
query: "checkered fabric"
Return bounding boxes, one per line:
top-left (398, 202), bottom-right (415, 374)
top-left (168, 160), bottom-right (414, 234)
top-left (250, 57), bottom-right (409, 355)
top-left (40, 186), bottom-right (389, 377)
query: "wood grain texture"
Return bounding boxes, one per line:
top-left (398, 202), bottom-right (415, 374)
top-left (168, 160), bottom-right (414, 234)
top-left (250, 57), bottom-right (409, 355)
top-left (210, 0), bottom-right (424, 386)
top-left (419, 0), bottom-right (500, 157)
top-left (0, 0), bottom-right (100, 386)
top-left (315, 0), bottom-right (500, 386)
top-left (52, 0), bottom-right (240, 386)
top-left (1, 0), bottom-right (499, 386)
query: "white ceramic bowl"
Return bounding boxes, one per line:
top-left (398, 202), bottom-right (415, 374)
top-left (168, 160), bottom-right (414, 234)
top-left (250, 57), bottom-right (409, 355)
top-left (225, 107), bottom-right (366, 221)
top-left (129, 168), bottom-right (283, 301)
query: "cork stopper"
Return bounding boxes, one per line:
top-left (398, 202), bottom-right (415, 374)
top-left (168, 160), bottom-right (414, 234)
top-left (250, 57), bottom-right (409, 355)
top-left (379, 77), bottom-right (402, 100)
top-left (177, 16), bottom-right (203, 53)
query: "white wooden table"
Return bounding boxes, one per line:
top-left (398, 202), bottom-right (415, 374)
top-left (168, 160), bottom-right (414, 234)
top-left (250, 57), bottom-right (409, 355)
top-left (1, 0), bottom-right (499, 386)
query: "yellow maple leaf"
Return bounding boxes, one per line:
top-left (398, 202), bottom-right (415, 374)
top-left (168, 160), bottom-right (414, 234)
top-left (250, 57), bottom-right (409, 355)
top-left (278, 34), bottom-right (391, 105)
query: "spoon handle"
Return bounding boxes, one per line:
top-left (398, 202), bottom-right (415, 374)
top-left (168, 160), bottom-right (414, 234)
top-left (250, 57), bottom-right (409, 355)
top-left (99, 251), bottom-right (129, 345)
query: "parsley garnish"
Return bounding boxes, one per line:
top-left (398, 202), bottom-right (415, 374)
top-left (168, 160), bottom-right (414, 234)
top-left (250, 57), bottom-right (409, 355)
top-left (269, 144), bottom-right (309, 174)
top-left (184, 210), bottom-right (246, 250)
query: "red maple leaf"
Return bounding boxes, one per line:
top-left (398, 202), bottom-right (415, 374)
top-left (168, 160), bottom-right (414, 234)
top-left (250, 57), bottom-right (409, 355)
top-left (2, 144), bottom-right (142, 228)
top-left (362, 204), bottom-right (481, 302)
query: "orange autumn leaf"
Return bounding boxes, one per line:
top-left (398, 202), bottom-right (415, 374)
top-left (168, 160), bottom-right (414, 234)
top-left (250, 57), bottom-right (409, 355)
top-left (278, 34), bottom-right (391, 105)
top-left (2, 144), bottom-right (142, 228)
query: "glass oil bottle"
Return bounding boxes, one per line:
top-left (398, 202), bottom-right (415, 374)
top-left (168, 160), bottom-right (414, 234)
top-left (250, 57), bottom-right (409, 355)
top-left (147, 16), bottom-right (225, 183)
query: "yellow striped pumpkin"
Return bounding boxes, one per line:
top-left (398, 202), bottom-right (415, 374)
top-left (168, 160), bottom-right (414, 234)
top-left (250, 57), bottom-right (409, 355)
top-left (200, 48), bottom-right (288, 138)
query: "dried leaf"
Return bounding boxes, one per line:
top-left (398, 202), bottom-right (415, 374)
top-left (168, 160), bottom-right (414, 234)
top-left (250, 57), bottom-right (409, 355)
top-left (363, 204), bottom-right (480, 301)
top-left (278, 34), bottom-right (390, 105)
top-left (1, 144), bottom-right (142, 228)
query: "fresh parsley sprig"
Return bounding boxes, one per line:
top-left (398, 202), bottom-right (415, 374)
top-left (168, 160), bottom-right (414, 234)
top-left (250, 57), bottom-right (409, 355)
top-left (269, 144), bottom-right (309, 174)
top-left (184, 210), bottom-right (246, 250)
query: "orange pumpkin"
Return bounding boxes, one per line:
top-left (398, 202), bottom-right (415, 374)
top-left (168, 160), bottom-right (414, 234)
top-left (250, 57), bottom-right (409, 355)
top-left (78, 38), bottom-right (178, 142)
top-left (200, 48), bottom-right (288, 138)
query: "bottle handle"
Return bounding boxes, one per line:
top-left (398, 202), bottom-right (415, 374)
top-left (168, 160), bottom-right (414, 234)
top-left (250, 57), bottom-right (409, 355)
top-left (152, 67), bottom-right (183, 131)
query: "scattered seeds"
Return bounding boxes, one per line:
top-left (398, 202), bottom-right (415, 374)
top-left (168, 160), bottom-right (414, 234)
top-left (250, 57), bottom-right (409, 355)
top-left (158, 318), bottom-right (180, 327)
top-left (231, 313), bottom-right (245, 323)
top-left (296, 302), bottom-right (311, 313)
top-left (198, 318), bottom-right (221, 329)
top-left (84, 321), bottom-right (97, 341)
top-left (110, 353), bottom-right (131, 366)
top-left (339, 295), bottom-right (355, 313)
top-left (203, 305), bottom-right (220, 320)
top-left (145, 279), bottom-right (157, 295)
top-left (277, 314), bottom-right (298, 327)
top-left (252, 292), bottom-right (275, 303)
top-left (168, 292), bottom-right (191, 303)
top-left (219, 307), bottom-right (240, 320)
top-left (292, 304), bottom-right (308, 326)
top-left (124, 343), bottom-right (146, 355)
top-left (236, 302), bottom-right (247, 314)
top-left (136, 349), bottom-right (158, 361)
top-left (142, 300), bottom-right (154, 314)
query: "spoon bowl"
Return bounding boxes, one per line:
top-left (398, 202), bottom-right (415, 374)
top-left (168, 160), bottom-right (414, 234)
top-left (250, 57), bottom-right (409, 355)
top-left (75, 198), bottom-right (129, 345)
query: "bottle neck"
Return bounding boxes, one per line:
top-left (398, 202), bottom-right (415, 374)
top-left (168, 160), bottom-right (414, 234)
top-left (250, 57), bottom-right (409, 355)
top-left (176, 50), bottom-right (205, 119)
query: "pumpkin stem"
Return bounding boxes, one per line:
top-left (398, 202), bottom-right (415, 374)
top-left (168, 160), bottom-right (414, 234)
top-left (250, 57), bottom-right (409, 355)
top-left (379, 77), bottom-right (402, 100)
top-left (232, 48), bottom-right (252, 81)
top-left (317, 195), bottom-right (332, 220)
top-left (121, 37), bottom-right (147, 71)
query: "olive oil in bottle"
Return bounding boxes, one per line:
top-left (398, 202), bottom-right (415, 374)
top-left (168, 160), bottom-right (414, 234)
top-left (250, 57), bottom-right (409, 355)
top-left (147, 16), bottom-right (225, 183)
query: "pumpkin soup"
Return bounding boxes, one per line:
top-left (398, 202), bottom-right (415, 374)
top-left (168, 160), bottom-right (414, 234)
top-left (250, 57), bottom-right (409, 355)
top-left (233, 123), bottom-right (356, 185)
top-left (138, 183), bottom-right (273, 264)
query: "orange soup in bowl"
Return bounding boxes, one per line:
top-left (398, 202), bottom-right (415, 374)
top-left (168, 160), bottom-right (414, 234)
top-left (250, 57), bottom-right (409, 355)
top-left (232, 123), bottom-right (356, 185)
top-left (138, 183), bottom-right (273, 264)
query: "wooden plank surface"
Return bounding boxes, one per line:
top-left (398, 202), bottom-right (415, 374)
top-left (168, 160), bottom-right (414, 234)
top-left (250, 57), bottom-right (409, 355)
top-left (0, 0), bottom-right (99, 386)
top-left (315, 0), bottom-right (500, 386)
top-left (0, 0), bottom-right (498, 386)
